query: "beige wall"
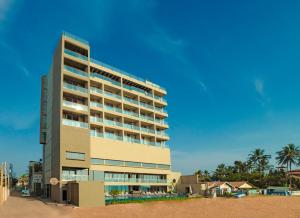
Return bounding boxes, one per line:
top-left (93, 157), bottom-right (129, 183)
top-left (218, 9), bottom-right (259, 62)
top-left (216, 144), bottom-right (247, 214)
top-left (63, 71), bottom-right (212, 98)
top-left (60, 125), bottom-right (91, 168)
top-left (69, 181), bottom-right (104, 207)
top-left (91, 137), bottom-right (170, 165)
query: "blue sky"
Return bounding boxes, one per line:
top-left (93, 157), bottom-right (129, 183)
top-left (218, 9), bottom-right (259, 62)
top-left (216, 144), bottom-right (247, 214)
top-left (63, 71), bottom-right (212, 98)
top-left (1, 0), bottom-right (300, 175)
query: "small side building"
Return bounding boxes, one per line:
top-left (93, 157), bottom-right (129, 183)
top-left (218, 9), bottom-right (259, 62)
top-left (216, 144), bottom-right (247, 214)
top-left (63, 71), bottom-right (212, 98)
top-left (28, 160), bottom-right (43, 196)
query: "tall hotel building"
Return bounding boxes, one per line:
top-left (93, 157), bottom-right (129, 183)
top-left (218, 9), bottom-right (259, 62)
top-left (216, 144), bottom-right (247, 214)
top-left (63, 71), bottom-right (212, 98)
top-left (40, 32), bottom-right (179, 203)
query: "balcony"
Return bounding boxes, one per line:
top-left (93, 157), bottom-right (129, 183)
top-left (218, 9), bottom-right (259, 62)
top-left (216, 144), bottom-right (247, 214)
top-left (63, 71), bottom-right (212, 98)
top-left (156, 142), bottom-right (169, 148)
top-left (154, 95), bottom-right (167, 103)
top-left (63, 82), bottom-right (88, 94)
top-left (103, 119), bottom-right (123, 127)
top-left (63, 31), bottom-right (89, 45)
top-left (104, 91), bottom-right (122, 100)
top-left (155, 119), bottom-right (168, 126)
top-left (123, 110), bottom-right (139, 118)
top-left (140, 102), bottom-right (154, 110)
top-left (140, 127), bottom-right (155, 134)
top-left (124, 136), bottom-right (140, 144)
top-left (104, 132), bottom-right (123, 141)
top-left (104, 105), bottom-right (122, 113)
top-left (123, 123), bottom-right (140, 131)
top-left (90, 130), bottom-right (104, 138)
top-left (156, 131), bottom-right (169, 137)
top-left (64, 48), bottom-right (88, 61)
top-left (155, 107), bottom-right (167, 114)
top-left (90, 116), bottom-right (103, 124)
top-left (90, 101), bottom-right (103, 108)
top-left (64, 65), bottom-right (88, 78)
top-left (90, 87), bottom-right (103, 95)
top-left (62, 119), bottom-right (88, 128)
top-left (140, 115), bottom-right (154, 122)
top-left (90, 73), bottom-right (121, 87)
top-left (123, 84), bottom-right (151, 96)
top-left (123, 96), bottom-right (139, 105)
top-left (141, 140), bottom-right (156, 146)
top-left (63, 100), bottom-right (88, 111)
top-left (90, 58), bottom-right (166, 92)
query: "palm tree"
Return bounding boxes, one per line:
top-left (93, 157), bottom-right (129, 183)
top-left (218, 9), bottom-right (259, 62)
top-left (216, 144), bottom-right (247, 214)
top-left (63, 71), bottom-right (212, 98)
top-left (276, 144), bottom-right (300, 189)
top-left (248, 149), bottom-right (271, 187)
top-left (213, 164), bottom-right (227, 181)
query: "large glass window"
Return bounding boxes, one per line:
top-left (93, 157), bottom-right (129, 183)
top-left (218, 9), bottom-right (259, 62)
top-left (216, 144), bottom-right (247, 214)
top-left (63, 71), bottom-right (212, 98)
top-left (157, 164), bottom-right (170, 170)
top-left (125, 161), bottom-right (141, 167)
top-left (65, 151), bottom-right (85, 160)
top-left (91, 158), bottom-right (104, 165)
top-left (105, 159), bottom-right (124, 166)
top-left (142, 163), bottom-right (156, 169)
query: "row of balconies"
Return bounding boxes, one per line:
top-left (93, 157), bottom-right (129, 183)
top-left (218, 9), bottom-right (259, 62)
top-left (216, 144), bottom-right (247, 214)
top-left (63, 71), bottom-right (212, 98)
top-left (89, 129), bottom-right (168, 148)
top-left (89, 116), bottom-right (168, 137)
top-left (64, 81), bottom-right (167, 113)
top-left (63, 64), bottom-right (167, 103)
top-left (62, 98), bottom-right (168, 126)
top-left (63, 32), bottom-right (166, 93)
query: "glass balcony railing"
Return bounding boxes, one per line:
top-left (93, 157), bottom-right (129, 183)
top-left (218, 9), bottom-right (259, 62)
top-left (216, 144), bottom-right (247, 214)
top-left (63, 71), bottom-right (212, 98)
top-left (62, 119), bottom-right (88, 128)
top-left (140, 127), bottom-right (155, 134)
top-left (90, 101), bottom-right (103, 108)
top-left (90, 73), bottom-right (121, 87)
top-left (155, 119), bottom-right (168, 126)
top-left (61, 174), bottom-right (88, 181)
top-left (90, 116), bottom-right (103, 124)
top-left (62, 31), bottom-right (89, 45)
top-left (104, 119), bottom-right (123, 127)
top-left (156, 142), bottom-right (169, 148)
top-left (123, 97), bottom-right (139, 105)
top-left (123, 84), bottom-right (151, 96)
top-left (155, 107), bottom-right (167, 114)
top-left (63, 100), bottom-right (88, 111)
top-left (140, 102), bottom-right (154, 110)
top-left (124, 136), bottom-right (140, 144)
top-left (140, 115), bottom-right (154, 122)
top-left (90, 130), bottom-right (104, 138)
top-left (156, 131), bottom-right (169, 137)
top-left (154, 95), bottom-right (167, 103)
top-left (104, 132), bottom-right (123, 141)
top-left (90, 87), bottom-right (103, 95)
top-left (104, 105), bottom-right (122, 113)
top-left (104, 91), bottom-right (122, 100)
top-left (141, 140), bottom-right (156, 146)
top-left (123, 110), bottom-right (139, 118)
top-left (123, 123), bottom-right (140, 131)
top-left (63, 82), bottom-right (88, 94)
top-left (64, 48), bottom-right (88, 61)
top-left (90, 58), bottom-right (166, 91)
top-left (64, 65), bottom-right (88, 78)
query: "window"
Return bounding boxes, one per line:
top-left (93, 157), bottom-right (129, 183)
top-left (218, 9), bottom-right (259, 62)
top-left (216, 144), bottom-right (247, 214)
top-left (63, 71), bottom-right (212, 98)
top-left (65, 151), bottom-right (85, 160)
top-left (142, 163), bottom-right (156, 169)
top-left (157, 164), bottom-right (170, 170)
top-left (105, 159), bottom-right (124, 166)
top-left (91, 158), bottom-right (104, 165)
top-left (125, 161), bottom-right (141, 168)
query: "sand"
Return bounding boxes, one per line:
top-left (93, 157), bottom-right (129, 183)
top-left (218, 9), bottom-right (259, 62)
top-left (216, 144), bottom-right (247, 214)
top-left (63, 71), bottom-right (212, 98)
top-left (1, 194), bottom-right (300, 218)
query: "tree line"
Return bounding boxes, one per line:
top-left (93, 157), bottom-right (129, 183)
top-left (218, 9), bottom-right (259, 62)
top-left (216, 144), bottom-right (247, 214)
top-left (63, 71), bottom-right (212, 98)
top-left (194, 144), bottom-right (300, 189)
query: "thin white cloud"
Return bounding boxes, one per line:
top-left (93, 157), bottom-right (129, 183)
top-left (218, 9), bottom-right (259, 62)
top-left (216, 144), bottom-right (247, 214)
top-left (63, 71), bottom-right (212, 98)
top-left (142, 27), bottom-right (210, 94)
top-left (254, 78), bottom-right (270, 106)
top-left (0, 0), bottom-right (14, 22)
top-left (254, 78), bottom-right (264, 96)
